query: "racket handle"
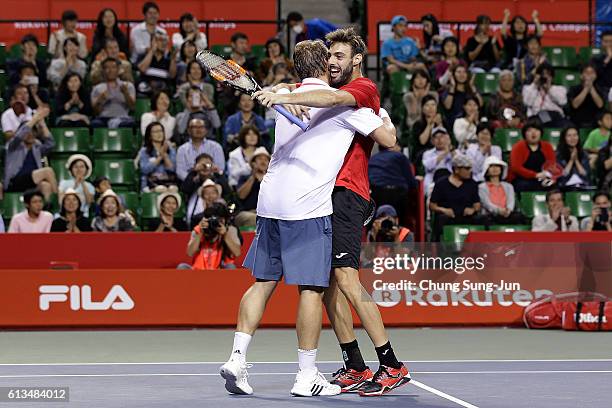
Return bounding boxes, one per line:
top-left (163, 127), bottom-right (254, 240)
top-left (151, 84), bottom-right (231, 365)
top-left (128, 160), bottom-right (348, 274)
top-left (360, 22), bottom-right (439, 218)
top-left (272, 105), bottom-right (309, 132)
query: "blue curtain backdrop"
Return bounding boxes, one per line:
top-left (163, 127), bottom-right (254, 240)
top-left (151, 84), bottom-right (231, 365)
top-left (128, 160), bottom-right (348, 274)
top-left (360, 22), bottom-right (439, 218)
top-left (595, 0), bottom-right (612, 46)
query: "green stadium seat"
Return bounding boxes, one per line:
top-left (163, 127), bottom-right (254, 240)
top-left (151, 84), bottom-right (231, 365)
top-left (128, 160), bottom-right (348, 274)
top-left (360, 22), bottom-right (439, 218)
top-left (50, 128), bottom-right (90, 156)
top-left (0, 69), bottom-right (6, 93)
top-left (49, 160), bottom-right (74, 183)
top-left (0, 43), bottom-right (6, 66)
top-left (474, 72), bottom-right (499, 94)
top-left (390, 71), bottom-right (412, 95)
top-left (565, 191), bottom-right (594, 218)
top-left (488, 225), bottom-right (531, 232)
top-left (578, 47), bottom-right (601, 65)
top-left (93, 128), bottom-right (135, 157)
top-left (93, 159), bottom-right (136, 187)
top-left (553, 70), bottom-right (580, 87)
top-left (1, 192), bottom-right (25, 222)
top-left (579, 128), bottom-right (594, 143)
top-left (210, 44), bottom-right (233, 56)
top-left (8, 44), bottom-right (21, 59)
top-left (543, 128), bottom-right (562, 149)
top-left (0, 98), bottom-right (5, 113)
top-left (134, 98), bottom-right (151, 121)
top-left (116, 191), bottom-right (140, 215)
top-left (442, 225), bottom-right (485, 243)
top-left (493, 128), bottom-right (522, 152)
top-left (543, 46), bottom-right (577, 68)
top-left (250, 44), bottom-right (266, 61)
top-left (519, 192), bottom-right (548, 218)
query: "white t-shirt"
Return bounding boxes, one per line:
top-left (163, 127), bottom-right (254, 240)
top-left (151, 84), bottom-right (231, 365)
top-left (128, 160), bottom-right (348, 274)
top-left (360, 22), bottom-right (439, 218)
top-left (256, 78), bottom-right (383, 220)
top-left (1, 107), bottom-right (33, 134)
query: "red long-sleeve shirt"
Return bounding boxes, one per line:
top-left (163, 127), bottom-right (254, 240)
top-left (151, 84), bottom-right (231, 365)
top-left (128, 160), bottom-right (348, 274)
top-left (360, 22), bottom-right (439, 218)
top-left (508, 139), bottom-right (556, 182)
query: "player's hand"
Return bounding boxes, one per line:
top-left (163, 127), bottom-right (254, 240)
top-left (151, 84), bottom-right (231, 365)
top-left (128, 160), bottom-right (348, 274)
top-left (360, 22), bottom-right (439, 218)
top-left (252, 91), bottom-right (282, 108)
top-left (270, 83), bottom-right (296, 93)
top-left (284, 104), bottom-right (310, 120)
top-left (199, 217), bottom-right (209, 232)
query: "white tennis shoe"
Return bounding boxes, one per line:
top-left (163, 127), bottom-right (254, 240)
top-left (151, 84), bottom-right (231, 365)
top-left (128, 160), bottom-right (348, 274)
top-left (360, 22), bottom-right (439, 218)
top-left (290, 368), bottom-right (342, 397)
top-left (220, 355), bottom-right (253, 395)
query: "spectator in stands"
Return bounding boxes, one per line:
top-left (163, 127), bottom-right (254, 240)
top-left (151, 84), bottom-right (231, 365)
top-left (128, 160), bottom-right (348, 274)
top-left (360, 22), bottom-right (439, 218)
top-left (217, 33), bottom-right (257, 117)
top-left (522, 63), bottom-right (568, 128)
top-left (284, 12), bottom-right (337, 46)
top-left (175, 87), bottom-right (221, 142)
top-left (583, 111), bottom-right (612, 158)
top-left (259, 38), bottom-right (295, 85)
top-left (91, 189), bottom-right (134, 232)
top-left (17, 63), bottom-right (49, 109)
top-left (175, 40), bottom-right (198, 85)
top-left (434, 37), bottom-right (466, 88)
top-left (149, 191), bottom-right (188, 232)
top-left (591, 31), bottom-right (612, 92)
top-left (516, 35), bottom-right (547, 85)
top-left (556, 126), bottom-right (591, 190)
top-left (228, 125), bottom-right (261, 187)
top-left (177, 61), bottom-right (215, 107)
top-left (464, 15), bottom-right (501, 73)
top-left (466, 122), bottom-right (502, 182)
top-left (487, 70), bottom-right (526, 129)
top-left (7, 34), bottom-right (48, 88)
top-left (581, 192), bottom-right (611, 231)
top-left (568, 64), bottom-right (606, 129)
top-left (189, 179), bottom-right (227, 227)
top-left (136, 31), bottom-right (177, 96)
top-left (172, 13), bottom-right (208, 50)
top-left (596, 133), bottom-right (612, 193)
top-left (8, 189), bottom-right (53, 233)
top-left (381, 15), bottom-right (422, 74)
top-left (130, 1), bottom-right (166, 63)
top-left (403, 68), bottom-right (438, 128)
top-left (92, 8), bottom-right (129, 59)
top-left (531, 190), bottom-right (579, 231)
top-left (500, 9), bottom-right (542, 69)
top-left (90, 38), bottom-right (134, 85)
top-left (138, 121), bottom-right (177, 192)
top-left (140, 91), bottom-right (176, 141)
top-left (58, 154), bottom-right (95, 215)
top-left (410, 95), bottom-right (442, 160)
top-left (508, 119), bottom-right (556, 193)
top-left (419, 14), bottom-right (452, 64)
top-left (184, 203), bottom-right (241, 269)
top-left (224, 93), bottom-right (268, 149)
top-left (441, 64), bottom-right (483, 126)
top-left (367, 205), bottom-right (413, 243)
top-left (54, 73), bottom-right (91, 127)
top-left (423, 127), bottom-right (455, 190)
top-left (51, 188), bottom-right (92, 232)
top-left (235, 147), bottom-right (270, 227)
top-left (478, 156), bottom-right (526, 225)
top-left (48, 10), bottom-right (88, 59)
top-left (91, 176), bottom-right (125, 216)
top-left (181, 153), bottom-right (230, 226)
top-left (4, 107), bottom-right (57, 201)
top-left (176, 118), bottom-right (225, 180)
top-left (430, 154), bottom-right (486, 241)
top-left (452, 96), bottom-right (481, 149)
top-left (369, 140), bottom-right (418, 226)
top-left (91, 58), bottom-right (136, 128)
top-left (1, 85), bottom-right (33, 141)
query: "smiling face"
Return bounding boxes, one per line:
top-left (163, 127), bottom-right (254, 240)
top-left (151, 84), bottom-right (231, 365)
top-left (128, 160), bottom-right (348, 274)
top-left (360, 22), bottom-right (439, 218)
top-left (156, 92), bottom-right (170, 113)
top-left (64, 40), bottom-right (78, 58)
top-left (145, 6), bottom-right (159, 25)
top-left (239, 93), bottom-right (254, 112)
top-left (487, 164), bottom-right (502, 178)
top-left (105, 39), bottom-right (120, 59)
top-left (454, 65), bottom-right (468, 84)
top-left (422, 99), bottom-right (437, 118)
top-left (102, 9), bottom-right (116, 28)
top-left (188, 62), bottom-right (203, 81)
top-left (188, 119), bottom-right (208, 140)
top-left (232, 38), bottom-right (249, 55)
top-left (161, 196), bottom-right (178, 215)
top-left (595, 195), bottom-right (610, 209)
top-left (70, 159), bottom-right (88, 179)
top-left (464, 99), bottom-right (479, 117)
top-left (244, 130), bottom-right (259, 147)
top-left (328, 42), bottom-right (358, 87)
top-left (181, 19), bottom-right (195, 34)
top-left (183, 42), bottom-right (197, 60)
top-left (202, 186), bottom-right (219, 206)
top-left (67, 75), bottom-right (81, 92)
top-left (102, 196), bottom-right (119, 217)
top-left (150, 123), bottom-right (165, 143)
top-left (443, 40), bottom-right (457, 58)
top-left (63, 194), bottom-right (80, 213)
top-left (267, 42), bottom-right (281, 58)
top-left (547, 192), bottom-right (564, 212)
top-left (434, 132), bottom-right (450, 149)
top-left (564, 128), bottom-right (580, 148)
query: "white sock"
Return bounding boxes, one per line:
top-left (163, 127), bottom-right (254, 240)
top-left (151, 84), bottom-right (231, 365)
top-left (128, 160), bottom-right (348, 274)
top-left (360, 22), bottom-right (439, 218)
top-left (298, 348), bottom-right (317, 372)
top-left (230, 332), bottom-right (252, 362)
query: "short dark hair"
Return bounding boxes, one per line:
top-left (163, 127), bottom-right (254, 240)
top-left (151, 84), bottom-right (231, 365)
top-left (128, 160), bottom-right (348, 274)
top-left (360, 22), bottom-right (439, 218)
top-left (597, 110), bottom-right (612, 123)
top-left (593, 191), bottom-right (610, 203)
top-left (195, 153), bottom-right (214, 164)
top-left (23, 189), bottom-right (44, 205)
top-left (61, 10), bottom-right (78, 23)
top-left (476, 122), bottom-right (492, 135)
top-left (325, 26), bottom-right (367, 58)
top-left (101, 57), bottom-right (120, 68)
top-left (142, 2), bottom-right (160, 15)
top-left (601, 30), bottom-right (612, 38)
top-left (522, 118), bottom-right (544, 139)
top-left (104, 37), bottom-right (119, 48)
top-left (150, 90), bottom-right (169, 111)
top-left (581, 62), bottom-right (597, 73)
top-left (287, 12), bottom-right (304, 24)
top-left (238, 125), bottom-right (260, 148)
top-left (204, 202), bottom-right (229, 220)
top-left (231, 32), bottom-right (248, 43)
top-left (536, 62), bottom-right (555, 77)
top-left (21, 34), bottom-right (39, 46)
top-left (60, 193), bottom-right (83, 217)
top-left (63, 37), bottom-right (79, 53)
top-left (18, 61), bottom-right (37, 75)
top-left (526, 35), bottom-right (541, 45)
top-left (546, 189), bottom-right (563, 203)
top-left (293, 40), bottom-right (329, 80)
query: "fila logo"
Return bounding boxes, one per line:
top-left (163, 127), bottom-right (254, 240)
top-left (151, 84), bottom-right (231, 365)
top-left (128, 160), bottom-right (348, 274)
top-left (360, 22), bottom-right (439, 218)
top-left (39, 285), bottom-right (135, 311)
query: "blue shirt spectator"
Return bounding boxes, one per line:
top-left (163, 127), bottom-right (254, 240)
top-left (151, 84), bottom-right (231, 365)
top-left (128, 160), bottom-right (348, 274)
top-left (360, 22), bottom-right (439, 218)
top-left (369, 146), bottom-right (418, 191)
top-left (139, 121), bottom-right (177, 191)
top-left (223, 94), bottom-right (268, 149)
top-left (381, 15), bottom-right (420, 72)
top-left (176, 118), bottom-right (225, 180)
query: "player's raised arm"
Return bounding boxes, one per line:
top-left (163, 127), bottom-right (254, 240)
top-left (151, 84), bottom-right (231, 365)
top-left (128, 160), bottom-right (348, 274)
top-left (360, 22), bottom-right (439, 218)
top-left (254, 88), bottom-right (357, 108)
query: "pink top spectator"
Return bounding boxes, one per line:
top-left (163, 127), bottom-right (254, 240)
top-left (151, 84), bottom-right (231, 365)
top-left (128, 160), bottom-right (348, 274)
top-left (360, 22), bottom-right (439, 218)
top-left (8, 211), bottom-right (53, 233)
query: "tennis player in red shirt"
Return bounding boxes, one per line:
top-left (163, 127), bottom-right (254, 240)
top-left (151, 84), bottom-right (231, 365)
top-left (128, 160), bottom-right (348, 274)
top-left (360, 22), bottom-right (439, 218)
top-left (255, 27), bottom-right (410, 396)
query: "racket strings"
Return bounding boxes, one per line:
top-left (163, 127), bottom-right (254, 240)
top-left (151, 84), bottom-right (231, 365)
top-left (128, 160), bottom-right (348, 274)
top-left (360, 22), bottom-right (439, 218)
top-left (196, 50), bottom-right (257, 93)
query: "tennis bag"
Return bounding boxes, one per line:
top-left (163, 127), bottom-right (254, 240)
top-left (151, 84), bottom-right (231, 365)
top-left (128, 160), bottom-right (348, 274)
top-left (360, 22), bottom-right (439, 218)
top-left (523, 292), bottom-right (611, 331)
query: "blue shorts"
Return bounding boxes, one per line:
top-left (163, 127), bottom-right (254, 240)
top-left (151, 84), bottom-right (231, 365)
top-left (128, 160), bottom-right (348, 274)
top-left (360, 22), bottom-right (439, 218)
top-left (242, 216), bottom-right (332, 287)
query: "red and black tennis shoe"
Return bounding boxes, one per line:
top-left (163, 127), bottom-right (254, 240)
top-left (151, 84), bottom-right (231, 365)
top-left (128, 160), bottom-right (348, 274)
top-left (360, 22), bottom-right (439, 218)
top-left (330, 367), bottom-right (374, 393)
top-left (358, 363), bottom-right (411, 397)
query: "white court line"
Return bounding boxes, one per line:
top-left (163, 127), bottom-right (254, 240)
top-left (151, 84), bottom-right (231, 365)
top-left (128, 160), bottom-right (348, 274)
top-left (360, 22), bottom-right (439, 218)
top-left (0, 359), bottom-right (610, 366)
top-left (411, 379), bottom-right (479, 408)
top-left (1, 370), bottom-right (611, 378)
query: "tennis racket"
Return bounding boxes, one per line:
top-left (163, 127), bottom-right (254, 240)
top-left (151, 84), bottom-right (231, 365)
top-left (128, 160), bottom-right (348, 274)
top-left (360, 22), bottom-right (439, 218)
top-left (195, 50), bottom-right (308, 132)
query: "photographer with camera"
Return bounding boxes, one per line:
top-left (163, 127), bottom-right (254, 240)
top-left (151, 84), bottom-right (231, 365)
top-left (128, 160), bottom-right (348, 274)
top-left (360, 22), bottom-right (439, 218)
top-left (367, 205), bottom-right (413, 243)
top-left (184, 203), bottom-right (241, 270)
top-left (522, 63), bottom-right (568, 128)
top-left (581, 192), bottom-right (611, 232)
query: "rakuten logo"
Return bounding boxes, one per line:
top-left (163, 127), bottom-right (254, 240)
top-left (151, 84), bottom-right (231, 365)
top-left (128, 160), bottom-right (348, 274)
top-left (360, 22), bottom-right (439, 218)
top-left (578, 313), bottom-right (607, 324)
top-left (39, 285), bottom-right (135, 311)
top-left (372, 289), bottom-right (554, 307)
